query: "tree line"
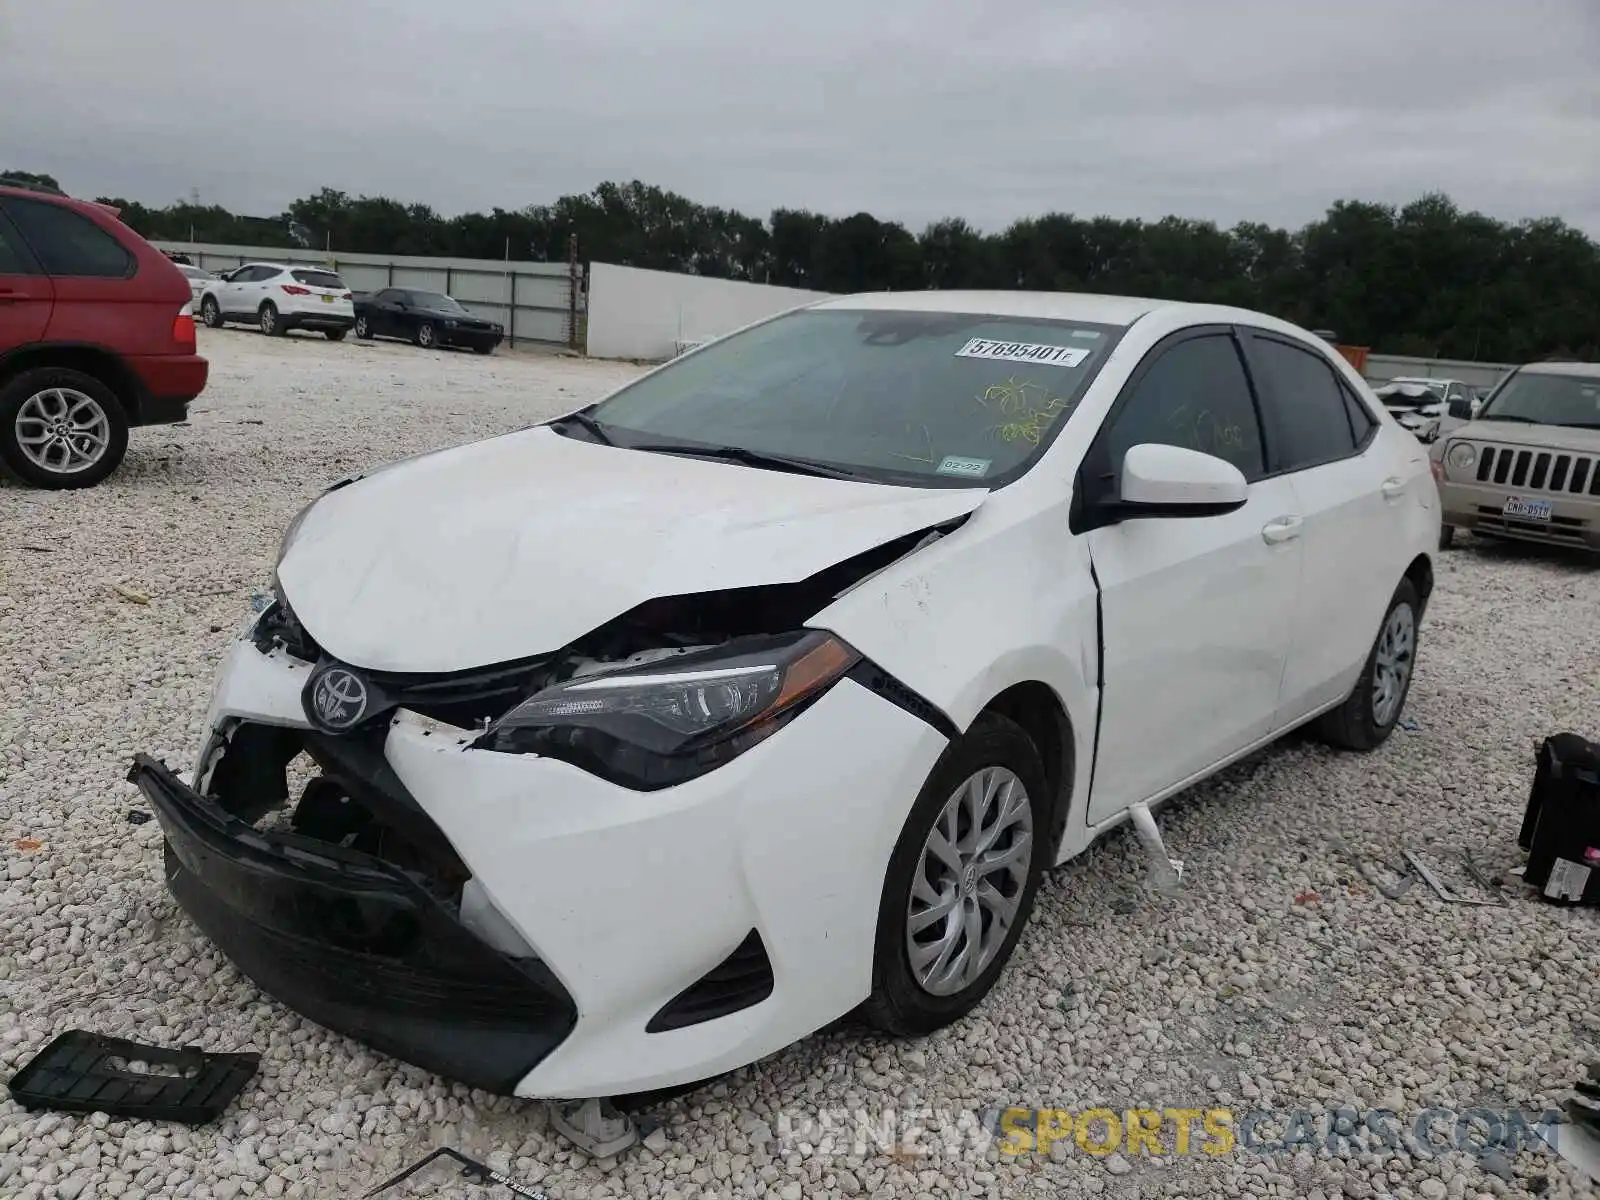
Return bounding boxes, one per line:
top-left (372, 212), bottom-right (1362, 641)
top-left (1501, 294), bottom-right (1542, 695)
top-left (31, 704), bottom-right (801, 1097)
top-left (9, 170), bottom-right (1598, 362)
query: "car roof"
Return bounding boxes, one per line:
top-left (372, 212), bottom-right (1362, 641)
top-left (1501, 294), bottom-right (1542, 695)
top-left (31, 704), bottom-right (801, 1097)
top-left (1389, 376), bottom-right (1456, 385)
top-left (1521, 361), bottom-right (1600, 378)
top-left (805, 290), bottom-right (1331, 341)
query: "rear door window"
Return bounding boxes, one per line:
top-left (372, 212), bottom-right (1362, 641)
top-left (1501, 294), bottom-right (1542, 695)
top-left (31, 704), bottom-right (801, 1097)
top-left (0, 219), bottom-right (36, 274)
top-left (1244, 333), bottom-right (1359, 472)
top-left (0, 196), bottom-right (135, 278)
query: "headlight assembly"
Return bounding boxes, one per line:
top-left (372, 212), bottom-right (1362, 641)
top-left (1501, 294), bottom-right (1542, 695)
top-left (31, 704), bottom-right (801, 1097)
top-left (477, 630), bottom-right (860, 789)
top-left (1446, 442), bottom-right (1476, 472)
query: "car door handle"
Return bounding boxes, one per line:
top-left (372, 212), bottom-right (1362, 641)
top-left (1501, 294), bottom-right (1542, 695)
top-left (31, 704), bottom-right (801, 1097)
top-left (1261, 515), bottom-right (1303, 544)
top-left (1382, 477), bottom-right (1406, 502)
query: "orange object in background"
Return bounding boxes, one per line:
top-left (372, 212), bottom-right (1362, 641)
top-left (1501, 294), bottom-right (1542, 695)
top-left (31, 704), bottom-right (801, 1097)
top-left (1334, 344), bottom-right (1370, 373)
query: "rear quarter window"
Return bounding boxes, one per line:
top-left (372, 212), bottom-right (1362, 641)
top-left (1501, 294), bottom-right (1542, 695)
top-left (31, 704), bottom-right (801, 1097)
top-left (0, 196), bottom-right (135, 278)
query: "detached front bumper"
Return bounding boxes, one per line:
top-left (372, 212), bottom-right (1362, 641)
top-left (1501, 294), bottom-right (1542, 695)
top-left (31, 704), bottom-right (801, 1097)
top-left (145, 630), bottom-right (947, 1098)
top-left (129, 755), bottom-right (577, 1094)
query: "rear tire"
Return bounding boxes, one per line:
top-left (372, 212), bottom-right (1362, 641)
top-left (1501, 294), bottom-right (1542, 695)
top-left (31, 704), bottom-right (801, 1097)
top-left (325, 328), bottom-right (347, 342)
top-left (862, 712), bottom-right (1050, 1037)
top-left (0, 368), bottom-right (130, 489)
top-left (354, 315), bottom-right (372, 339)
top-left (1314, 578), bottom-right (1420, 752)
top-left (201, 295), bottom-right (223, 328)
top-left (259, 302), bottom-right (283, 337)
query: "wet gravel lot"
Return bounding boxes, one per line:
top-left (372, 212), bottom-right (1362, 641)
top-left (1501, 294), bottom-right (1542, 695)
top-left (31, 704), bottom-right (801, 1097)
top-left (2, 327), bottom-right (1598, 1199)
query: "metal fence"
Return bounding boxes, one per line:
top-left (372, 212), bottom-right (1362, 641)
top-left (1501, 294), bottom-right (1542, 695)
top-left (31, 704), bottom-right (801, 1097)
top-left (153, 241), bottom-right (579, 349)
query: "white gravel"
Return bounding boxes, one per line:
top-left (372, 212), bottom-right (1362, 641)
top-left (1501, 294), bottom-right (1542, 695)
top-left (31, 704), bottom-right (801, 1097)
top-left (2, 326), bottom-right (1599, 1199)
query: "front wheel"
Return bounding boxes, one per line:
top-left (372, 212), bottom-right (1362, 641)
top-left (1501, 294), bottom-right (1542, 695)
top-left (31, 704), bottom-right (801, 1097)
top-left (415, 323), bottom-right (436, 349)
top-left (1314, 578), bottom-right (1420, 752)
top-left (1439, 525), bottom-right (1455, 550)
top-left (473, 344), bottom-right (494, 356)
top-left (862, 712), bottom-right (1050, 1037)
top-left (0, 368), bottom-right (130, 489)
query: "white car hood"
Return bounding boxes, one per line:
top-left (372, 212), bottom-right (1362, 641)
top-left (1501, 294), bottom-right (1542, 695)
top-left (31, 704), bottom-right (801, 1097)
top-left (276, 427), bottom-right (988, 672)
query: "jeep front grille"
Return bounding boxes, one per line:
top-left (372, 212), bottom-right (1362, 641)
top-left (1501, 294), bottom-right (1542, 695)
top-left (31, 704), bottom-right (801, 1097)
top-left (1475, 445), bottom-right (1600, 495)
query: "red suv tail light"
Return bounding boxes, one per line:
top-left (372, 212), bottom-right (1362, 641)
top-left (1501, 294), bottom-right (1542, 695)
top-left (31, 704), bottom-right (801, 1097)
top-left (173, 302), bottom-right (197, 351)
top-left (280, 284), bottom-right (311, 296)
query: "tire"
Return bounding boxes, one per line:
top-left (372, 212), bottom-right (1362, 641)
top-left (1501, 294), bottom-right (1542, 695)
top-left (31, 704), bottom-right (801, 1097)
top-left (201, 295), bottom-right (223, 328)
top-left (473, 344), bottom-right (494, 355)
top-left (259, 302), bottom-right (283, 337)
top-left (1314, 577), bottom-right (1421, 752)
top-left (354, 315), bottom-right (372, 339)
top-left (325, 328), bottom-right (347, 342)
top-left (862, 711), bottom-right (1051, 1037)
top-left (0, 367), bottom-right (130, 489)
top-left (415, 323), bottom-right (436, 349)
top-left (1439, 525), bottom-right (1455, 550)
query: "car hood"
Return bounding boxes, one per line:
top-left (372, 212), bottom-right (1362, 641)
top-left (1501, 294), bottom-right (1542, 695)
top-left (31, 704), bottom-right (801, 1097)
top-left (1450, 420), bottom-right (1600, 453)
top-left (276, 427), bottom-right (988, 672)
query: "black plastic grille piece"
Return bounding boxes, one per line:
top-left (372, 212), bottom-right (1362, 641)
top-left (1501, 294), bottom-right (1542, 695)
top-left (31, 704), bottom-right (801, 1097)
top-left (8, 1032), bottom-right (258, 1124)
top-left (647, 930), bottom-right (775, 1033)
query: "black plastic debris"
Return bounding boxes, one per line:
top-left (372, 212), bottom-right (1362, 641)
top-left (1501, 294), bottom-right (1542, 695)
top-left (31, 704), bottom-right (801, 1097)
top-left (364, 1148), bottom-right (549, 1199)
top-left (126, 810), bottom-right (153, 825)
top-left (1519, 733), bottom-right (1600, 905)
top-left (7, 1031), bottom-right (258, 1124)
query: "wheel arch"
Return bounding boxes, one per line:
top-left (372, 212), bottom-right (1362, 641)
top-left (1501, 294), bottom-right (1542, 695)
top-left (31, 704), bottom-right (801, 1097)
top-left (0, 343), bottom-right (144, 422)
top-left (1404, 552), bottom-right (1434, 617)
top-left (976, 680), bottom-right (1075, 864)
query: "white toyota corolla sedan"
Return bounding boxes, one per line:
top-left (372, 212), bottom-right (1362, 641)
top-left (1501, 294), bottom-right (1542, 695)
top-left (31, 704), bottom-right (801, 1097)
top-left (132, 292), bottom-right (1438, 1103)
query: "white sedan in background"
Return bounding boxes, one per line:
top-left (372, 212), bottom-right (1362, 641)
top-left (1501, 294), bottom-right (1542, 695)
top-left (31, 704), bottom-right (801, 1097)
top-left (132, 291), bottom-right (1439, 1103)
top-left (176, 264), bottom-right (216, 303)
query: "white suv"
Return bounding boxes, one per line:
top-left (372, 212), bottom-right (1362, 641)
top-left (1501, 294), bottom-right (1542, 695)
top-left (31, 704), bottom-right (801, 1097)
top-left (198, 263), bottom-right (355, 340)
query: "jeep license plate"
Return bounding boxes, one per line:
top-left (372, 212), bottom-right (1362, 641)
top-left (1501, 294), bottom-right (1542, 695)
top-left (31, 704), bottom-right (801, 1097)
top-left (1503, 496), bottom-right (1553, 522)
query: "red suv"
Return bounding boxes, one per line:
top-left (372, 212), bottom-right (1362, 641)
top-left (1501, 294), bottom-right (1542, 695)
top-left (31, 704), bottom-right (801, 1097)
top-left (0, 179), bottom-right (207, 489)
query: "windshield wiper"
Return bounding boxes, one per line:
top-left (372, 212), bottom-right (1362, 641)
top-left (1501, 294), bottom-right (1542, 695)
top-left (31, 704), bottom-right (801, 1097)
top-left (546, 410), bottom-right (614, 445)
top-left (625, 441), bottom-right (862, 480)
top-left (1475, 414), bottom-right (1540, 424)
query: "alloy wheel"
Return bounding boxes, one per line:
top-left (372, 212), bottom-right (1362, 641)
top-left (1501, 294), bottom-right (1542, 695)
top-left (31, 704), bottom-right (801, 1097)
top-left (905, 766), bottom-right (1034, 996)
top-left (14, 387), bottom-right (112, 475)
top-left (1371, 603), bottom-right (1415, 727)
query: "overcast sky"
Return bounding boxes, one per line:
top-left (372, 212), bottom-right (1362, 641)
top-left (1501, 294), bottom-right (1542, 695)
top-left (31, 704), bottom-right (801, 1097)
top-left (4, 0), bottom-right (1598, 235)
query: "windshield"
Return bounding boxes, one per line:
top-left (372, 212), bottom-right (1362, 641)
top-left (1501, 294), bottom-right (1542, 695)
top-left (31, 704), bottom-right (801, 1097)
top-left (291, 269), bottom-right (345, 289)
top-left (1478, 371), bottom-right (1600, 429)
top-left (179, 265), bottom-right (212, 280)
top-left (410, 291), bottom-right (464, 312)
top-left (581, 308), bottom-right (1123, 487)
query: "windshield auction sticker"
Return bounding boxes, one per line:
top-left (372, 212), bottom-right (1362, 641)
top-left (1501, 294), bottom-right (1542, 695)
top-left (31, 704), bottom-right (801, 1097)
top-left (955, 338), bottom-right (1092, 368)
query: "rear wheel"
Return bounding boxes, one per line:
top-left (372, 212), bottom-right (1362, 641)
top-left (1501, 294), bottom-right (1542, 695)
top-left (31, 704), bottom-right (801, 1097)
top-left (415, 323), bottom-right (436, 349)
top-left (0, 368), bottom-right (130, 489)
top-left (259, 302), bottom-right (282, 337)
top-left (863, 712), bottom-right (1050, 1036)
top-left (354, 315), bottom-right (372, 339)
top-left (1314, 578), bottom-right (1420, 751)
top-left (201, 295), bottom-right (223, 328)
top-left (325, 328), bottom-right (347, 342)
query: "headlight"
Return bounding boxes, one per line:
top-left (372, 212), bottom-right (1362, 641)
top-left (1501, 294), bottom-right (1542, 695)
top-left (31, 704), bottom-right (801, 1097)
top-left (444, 319), bottom-right (458, 328)
top-left (478, 630), bottom-right (860, 789)
top-left (1446, 442), bottom-right (1476, 472)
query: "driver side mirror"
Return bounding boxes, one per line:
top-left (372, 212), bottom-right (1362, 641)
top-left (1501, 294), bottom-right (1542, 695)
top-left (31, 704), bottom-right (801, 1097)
top-left (1111, 443), bottom-right (1249, 519)
top-left (1447, 399), bottom-right (1473, 420)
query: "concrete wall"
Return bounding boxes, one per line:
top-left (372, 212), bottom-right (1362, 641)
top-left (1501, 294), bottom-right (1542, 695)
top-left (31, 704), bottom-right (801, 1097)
top-left (585, 262), bottom-right (829, 360)
top-left (1362, 353), bottom-right (1517, 391)
top-left (154, 241), bottom-right (575, 348)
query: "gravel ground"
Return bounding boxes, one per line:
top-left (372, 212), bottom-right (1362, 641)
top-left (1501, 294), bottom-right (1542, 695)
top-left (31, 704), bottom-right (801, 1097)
top-left (2, 327), bottom-right (1598, 1199)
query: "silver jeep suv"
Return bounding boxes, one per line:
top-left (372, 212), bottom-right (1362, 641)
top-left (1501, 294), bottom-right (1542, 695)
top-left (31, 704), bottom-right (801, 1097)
top-left (1432, 361), bottom-right (1600, 552)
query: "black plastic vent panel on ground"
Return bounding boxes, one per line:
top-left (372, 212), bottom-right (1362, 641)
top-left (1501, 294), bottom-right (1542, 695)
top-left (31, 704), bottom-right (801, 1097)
top-left (647, 930), bottom-right (775, 1033)
top-left (7, 1031), bottom-right (259, 1124)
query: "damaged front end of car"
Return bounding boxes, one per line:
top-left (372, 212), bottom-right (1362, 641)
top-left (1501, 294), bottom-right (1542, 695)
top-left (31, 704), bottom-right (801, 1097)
top-left (129, 511), bottom-right (969, 1094)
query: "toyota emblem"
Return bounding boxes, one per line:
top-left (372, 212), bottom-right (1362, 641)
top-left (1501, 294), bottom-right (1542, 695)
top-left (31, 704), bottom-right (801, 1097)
top-left (307, 664), bottom-right (370, 732)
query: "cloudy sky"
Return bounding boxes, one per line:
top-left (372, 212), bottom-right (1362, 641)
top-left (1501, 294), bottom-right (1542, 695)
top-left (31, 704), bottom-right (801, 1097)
top-left (4, 0), bottom-right (1598, 235)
